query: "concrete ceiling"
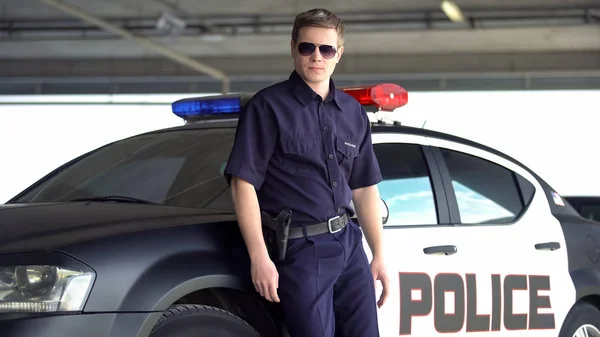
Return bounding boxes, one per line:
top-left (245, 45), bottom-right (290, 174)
top-left (1, 0), bottom-right (599, 94)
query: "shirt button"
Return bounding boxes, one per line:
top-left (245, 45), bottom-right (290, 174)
top-left (323, 126), bottom-right (328, 132)
top-left (328, 154), bottom-right (334, 159)
top-left (333, 181), bottom-right (338, 187)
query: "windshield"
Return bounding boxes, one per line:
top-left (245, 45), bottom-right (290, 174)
top-left (11, 127), bottom-right (236, 211)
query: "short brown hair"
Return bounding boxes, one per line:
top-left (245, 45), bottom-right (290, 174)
top-left (291, 8), bottom-right (345, 47)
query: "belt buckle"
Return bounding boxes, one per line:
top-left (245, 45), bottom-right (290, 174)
top-left (328, 215), bottom-right (342, 234)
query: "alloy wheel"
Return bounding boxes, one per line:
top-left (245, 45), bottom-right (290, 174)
top-left (574, 324), bottom-right (600, 337)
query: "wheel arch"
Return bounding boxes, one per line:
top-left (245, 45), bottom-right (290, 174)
top-left (115, 251), bottom-right (253, 312)
top-left (152, 274), bottom-right (249, 311)
top-left (572, 268), bottom-right (600, 305)
top-left (117, 251), bottom-right (282, 337)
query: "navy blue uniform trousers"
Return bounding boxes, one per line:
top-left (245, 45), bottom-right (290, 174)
top-left (275, 219), bottom-right (380, 337)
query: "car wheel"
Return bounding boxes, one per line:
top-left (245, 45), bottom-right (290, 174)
top-left (150, 304), bottom-right (261, 337)
top-left (560, 301), bottom-right (600, 337)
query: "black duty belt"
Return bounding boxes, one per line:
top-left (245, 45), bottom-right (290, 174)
top-left (287, 213), bottom-right (349, 239)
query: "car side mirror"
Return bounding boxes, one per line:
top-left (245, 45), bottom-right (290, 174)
top-left (380, 198), bottom-right (389, 225)
top-left (349, 198), bottom-right (389, 225)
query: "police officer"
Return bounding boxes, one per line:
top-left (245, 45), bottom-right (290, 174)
top-left (224, 8), bottom-right (390, 337)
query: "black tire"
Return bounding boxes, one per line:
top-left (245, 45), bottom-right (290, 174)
top-left (150, 304), bottom-right (261, 337)
top-left (559, 301), bottom-right (600, 337)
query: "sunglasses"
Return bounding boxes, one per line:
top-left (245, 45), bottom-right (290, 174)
top-left (297, 42), bottom-right (338, 59)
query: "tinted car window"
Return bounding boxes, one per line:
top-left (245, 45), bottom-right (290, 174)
top-left (564, 197), bottom-right (600, 222)
top-left (373, 143), bottom-right (438, 226)
top-left (11, 128), bottom-right (236, 211)
top-left (439, 148), bottom-right (535, 224)
top-left (580, 204), bottom-right (600, 222)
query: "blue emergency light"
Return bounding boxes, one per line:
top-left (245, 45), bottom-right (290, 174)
top-left (171, 96), bottom-right (242, 119)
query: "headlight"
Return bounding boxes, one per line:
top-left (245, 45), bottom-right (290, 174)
top-left (0, 265), bottom-right (95, 313)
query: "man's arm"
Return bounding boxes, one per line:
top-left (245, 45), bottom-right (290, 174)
top-left (347, 104), bottom-right (390, 307)
top-left (231, 176), bottom-right (270, 261)
top-left (352, 184), bottom-right (383, 258)
top-left (230, 176), bottom-right (281, 303)
top-left (223, 94), bottom-right (280, 302)
top-left (353, 183), bottom-right (389, 308)
top-left (347, 105), bottom-right (384, 253)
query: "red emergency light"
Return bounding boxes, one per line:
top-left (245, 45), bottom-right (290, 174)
top-left (342, 83), bottom-right (408, 111)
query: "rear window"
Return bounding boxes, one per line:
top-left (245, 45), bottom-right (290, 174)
top-left (11, 128), bottom-right (236, 211)
top-left (581, 204), bottom-right (600, 222)
top-left (567, 197), bottom-right (600, 222)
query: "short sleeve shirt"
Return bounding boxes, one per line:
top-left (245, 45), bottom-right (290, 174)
top-left (224, 70), bottom-right (382, 227)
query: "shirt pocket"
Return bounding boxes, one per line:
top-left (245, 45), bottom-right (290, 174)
top-left (279, 136), bottom-right (318, 175)
top-left (335, 137), bottom-right (359, 161)
top-left (335, 137), bottom-right (360, 179)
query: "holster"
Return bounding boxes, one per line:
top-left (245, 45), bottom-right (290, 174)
top-left (260, 208), bottom-right (292, 261)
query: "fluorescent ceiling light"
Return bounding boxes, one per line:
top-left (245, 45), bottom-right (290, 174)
top-left (156, 11), bottom-right (187, 35)
top-left (441, 0), bottom-right (465, 22)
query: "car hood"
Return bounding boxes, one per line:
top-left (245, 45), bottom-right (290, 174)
top-left (0, 202), bottom-right (236, 254)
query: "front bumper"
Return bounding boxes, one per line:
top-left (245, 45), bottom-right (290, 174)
top-left (0, 312), bottom-right (163, 337)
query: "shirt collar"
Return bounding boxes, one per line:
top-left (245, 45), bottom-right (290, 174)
top-left (288, 70), bottom-right (344, 111)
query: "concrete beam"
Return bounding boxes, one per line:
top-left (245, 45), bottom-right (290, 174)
top-left (1, 26), bottom-right (599, 59)
top-left (5, 0), bottom-right (600, 19)
top-left (1, 71), bottom-right (599, 95)
top-left (0, 51), bottom-right (598, 78)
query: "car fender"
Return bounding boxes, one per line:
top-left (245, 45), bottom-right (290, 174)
top-left (63, 222), bottom-right (253, 313)
top-left (118, 251), bottom-right (253, 312)
top-left (570, 267), bottom-right (600, 301)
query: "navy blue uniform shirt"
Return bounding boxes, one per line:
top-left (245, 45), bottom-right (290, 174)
top-left (224, 71), bottom-right (382, 227)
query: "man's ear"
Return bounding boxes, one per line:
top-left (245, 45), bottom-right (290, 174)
top-left (336, 45), bottom-right (344, 63)
top-left (290, 39), bottom-right (296, 57)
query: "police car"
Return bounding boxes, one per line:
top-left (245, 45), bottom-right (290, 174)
top-left (1, 83), bottom-right (599, 337)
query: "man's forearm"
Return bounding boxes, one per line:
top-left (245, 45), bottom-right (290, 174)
top-left (352, 184), bottom-right (384, 259)
top-left (231, 177), bottom-right (270, 261)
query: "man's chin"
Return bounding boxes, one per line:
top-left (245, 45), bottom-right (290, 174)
top-left (302, 73), bottom-right (329, 83)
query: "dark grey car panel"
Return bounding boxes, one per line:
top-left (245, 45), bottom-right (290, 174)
top-left (554, 212), bottom-right (600, 300)
top-left (0, 202), bottom-right (236, 255)
top-left (0, 311), bottom-right (162, 337)
top-left (59, 220), bottom-right (253, 312)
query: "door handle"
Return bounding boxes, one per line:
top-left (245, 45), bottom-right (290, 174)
top-left (535, 242), bottom-right (561, 251)
top-left (423, 245), bottom-right (457, 256)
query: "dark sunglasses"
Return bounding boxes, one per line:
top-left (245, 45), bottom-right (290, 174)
top-left (297, 42), bottom-right (337, 59)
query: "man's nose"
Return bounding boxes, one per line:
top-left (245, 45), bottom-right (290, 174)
top-left (310, 48), bottom-right (323, 61)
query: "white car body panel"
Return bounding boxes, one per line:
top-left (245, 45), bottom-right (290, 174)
top-left (360, 132), bottom-right (576, 336)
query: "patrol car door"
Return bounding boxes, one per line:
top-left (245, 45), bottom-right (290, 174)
top-left (360, 132), bottom-right (477, 336)
top-left (423, 137), bottom-right (575, 337)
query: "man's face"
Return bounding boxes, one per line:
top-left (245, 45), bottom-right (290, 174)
top-left (291, 26), bottom-right (344, 86)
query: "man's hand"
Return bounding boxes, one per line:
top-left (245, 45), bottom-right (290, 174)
top-left (370, 255), bottom-right (390, 308)
top-left (251, 252), bottom-right (280, 302)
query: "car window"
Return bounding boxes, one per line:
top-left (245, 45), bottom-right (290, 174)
top-left (12, 128), bottom-right (237, 211)
top-left (580, 204), bottom-right (600, 222)
top-left (439, 148), bottom-right (535, 225)
top-left (373, 143), bottom-right (438, 226)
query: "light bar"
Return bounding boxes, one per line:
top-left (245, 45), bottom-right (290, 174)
top-left (170, 83), bottom-right (408, 122)
top-left (171, 96), bottom-right (241, 119)
top-left (342, 83), bottom-right (408, 111)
